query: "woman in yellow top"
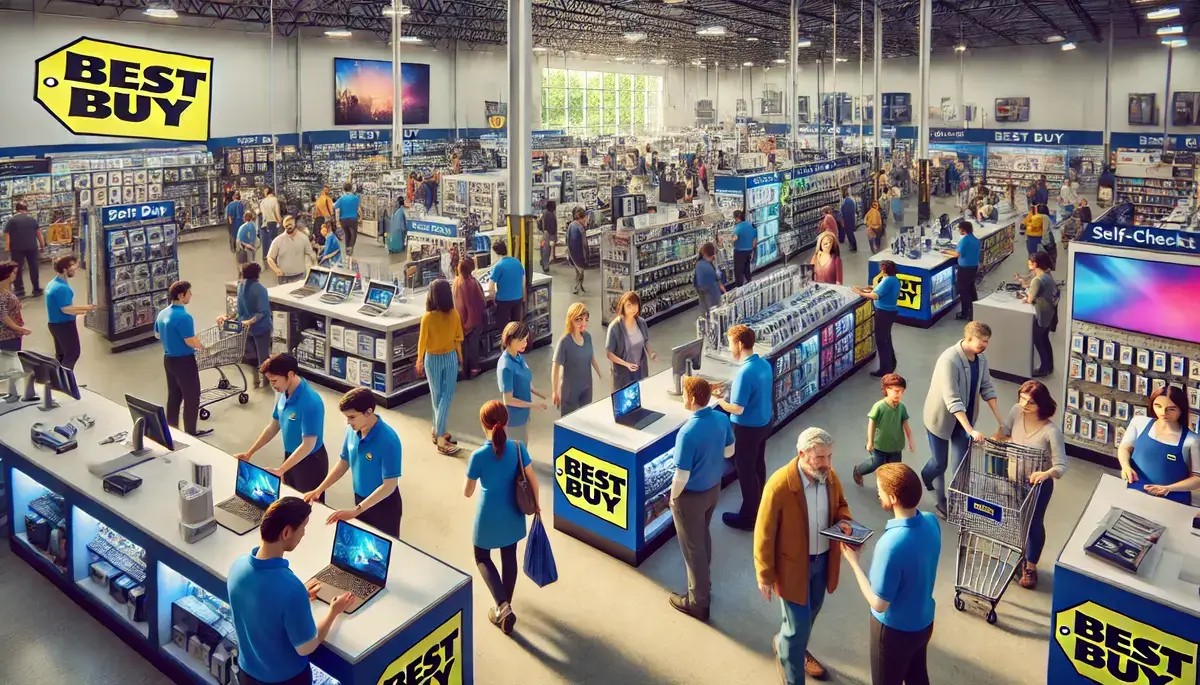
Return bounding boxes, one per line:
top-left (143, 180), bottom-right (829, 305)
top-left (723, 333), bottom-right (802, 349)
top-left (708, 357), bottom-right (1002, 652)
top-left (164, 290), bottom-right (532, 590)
top-left (864, 200), bottom-right (884, 253)
top-left (418, 278), bottom-right (464, 454)
top-left (312, 186), bottom-right (334, 233)
top-left (1024, 206), bottom-right (1051, 257)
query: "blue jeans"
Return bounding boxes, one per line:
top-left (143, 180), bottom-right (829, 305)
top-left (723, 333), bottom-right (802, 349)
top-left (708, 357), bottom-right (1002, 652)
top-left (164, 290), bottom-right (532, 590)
top-left (778, 553), bottom-right (828, 685)
top-left (425, 350), bottom-right (459, 436)
top-left (921, 425), bottom-right (971, 510)
top-left (1025, 235), bottom-right (1042, 256)
top-left (1025, 479), bottom-right (1055, 564)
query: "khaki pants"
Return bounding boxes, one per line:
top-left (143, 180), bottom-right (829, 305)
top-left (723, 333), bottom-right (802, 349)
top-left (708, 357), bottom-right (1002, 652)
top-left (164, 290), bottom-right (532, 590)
top-left (672, 484), bottom-right (720, 609)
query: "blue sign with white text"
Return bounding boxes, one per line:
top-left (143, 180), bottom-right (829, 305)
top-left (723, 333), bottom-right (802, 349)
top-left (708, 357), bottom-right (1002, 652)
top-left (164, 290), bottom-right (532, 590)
top-left (407, 219), bottom-right (458, 238)
top-left (1110, 132), bottom-right (1200, 150)
top-left (102, 201), bottom-right (174, 226)
top-left (1078, 222), bottom-right (1200, 255)
top-left (929, 128), bottom-right (1102, 147)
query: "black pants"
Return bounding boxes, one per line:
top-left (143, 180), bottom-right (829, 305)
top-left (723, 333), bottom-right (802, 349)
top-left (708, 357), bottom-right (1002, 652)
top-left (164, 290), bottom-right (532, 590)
top-left (0, 337), bottom-right (21, 351)
top-left (956, 265), bottom-right (979, 319)
top-left (283, 445), bottom-right (329, 502)
top-left (870, 616), bottom-right (932, 685)
top-left (1033, 321), bottom-right (1054, 374)
top-left (355, 488), bottom-right (402, 538)
top-left (226, 222), bottom-right (238, 252)
top-left (732, 422), bottom-right (770, 522)
top-left (474, 543), bottom-right (518, 606)
top-left (733, 249), bottom-right (753, 287)
top-left (12, 248), bottom-right (39, 295)
top-left (1025, 479), bottom-right (1054, 564)
top-left (237, 665), bottom-right (313, 685)
top-left (494, 299), bottom-right (523, 327)
top-left (874, 309), bottom-right (898, 374)
top-left (340, 218), bottom-right (359, 251)
top-left (463, 327), bottom-right (482, 372)
top-left (163, 355), bottom-right (201, 435)
top-left (48, 321), bottom-right (81, 369)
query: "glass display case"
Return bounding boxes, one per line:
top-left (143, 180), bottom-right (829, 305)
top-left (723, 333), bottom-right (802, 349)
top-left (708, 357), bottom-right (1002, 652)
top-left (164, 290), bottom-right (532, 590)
top-left (11, 468), bottom-right (67, 573)
top-left (73, 510), bottom-right (149, 637)
top-left (642, 449), bottom-right (676, 543)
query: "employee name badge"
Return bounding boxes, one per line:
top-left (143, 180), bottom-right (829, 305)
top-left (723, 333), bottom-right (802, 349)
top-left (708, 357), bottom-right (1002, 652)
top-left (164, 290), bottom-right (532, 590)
top-left (365, 452), bottom-right (373, 462)
top-left (289, 412), bottom-right (297, 421)
top-left (1168, 452), bottom-right (1179, 462)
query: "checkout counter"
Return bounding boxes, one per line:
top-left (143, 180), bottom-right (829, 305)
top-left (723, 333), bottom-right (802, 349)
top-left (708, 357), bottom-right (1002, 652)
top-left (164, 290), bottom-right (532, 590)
top-left (867, 213), bottom-right (1018, 328)
top-left (1051, 475), bottom-right (1200, 684)
top-left (972, 290), bottom-right (1038, 383)
top-left (3, 388), bottom-right (474, 685)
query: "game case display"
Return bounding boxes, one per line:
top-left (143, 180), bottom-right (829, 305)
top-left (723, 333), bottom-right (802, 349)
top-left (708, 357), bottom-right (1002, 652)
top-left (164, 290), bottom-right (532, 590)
top-left (1083, 507), bottom-right (1165, 573)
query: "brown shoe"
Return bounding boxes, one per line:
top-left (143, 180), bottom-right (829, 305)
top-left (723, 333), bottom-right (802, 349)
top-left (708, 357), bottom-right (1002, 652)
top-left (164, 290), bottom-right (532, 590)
top-left (1019, 561), bottom-right (1038, 589)
top-left (668, 592), bottom-right (710, 622)
top-left (805, 651), bottom-right (827, 680)
top-left (852, 464), bottom-right (863, 487)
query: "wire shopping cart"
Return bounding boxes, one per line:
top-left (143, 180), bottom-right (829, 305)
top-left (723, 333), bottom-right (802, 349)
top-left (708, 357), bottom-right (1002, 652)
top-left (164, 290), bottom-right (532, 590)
top-left (947, 438), bottom-right (1048, 624)
top-left (195, 320), bottom-right (250, 420)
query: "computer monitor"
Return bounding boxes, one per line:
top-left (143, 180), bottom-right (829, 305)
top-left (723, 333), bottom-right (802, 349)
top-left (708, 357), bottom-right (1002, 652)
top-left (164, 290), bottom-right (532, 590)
top-left (611, 381), bottom-right (642, 421)
top-left (303, 267), bottom-right (331, 290)
top-left (668, 338), bottom-right (705, 396)
top-left (332, 521), bottom-right (392, 585)
top-left (235, 461), bottom-right (281, 509)
top-left (325, 271), bottom-right (355, 298)
top-left (125, 394), bottom-right (175, 453)
top-left (363, 280), bottom-right (397, 310)
top-left (18, 350), bottom-right (78, 409)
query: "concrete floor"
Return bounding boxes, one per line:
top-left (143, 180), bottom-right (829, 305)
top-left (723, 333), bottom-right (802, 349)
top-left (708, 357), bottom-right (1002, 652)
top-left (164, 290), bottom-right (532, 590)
top-left (0, 194), bottom-right (1108, 685)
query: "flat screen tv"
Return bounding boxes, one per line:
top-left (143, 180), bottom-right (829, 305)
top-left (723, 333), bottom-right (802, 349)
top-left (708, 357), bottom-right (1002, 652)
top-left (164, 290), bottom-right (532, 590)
top-left (1128, 93), bottom-right (1157, 126)
top-left (1172, 91), bottom-right (1200, 127)
top-left (995, 97), bottom-right (1030, 123)
top-left (334, 58), bottom-right (430, 126)
top-left (1072, 251), bottom-right (1200, 345)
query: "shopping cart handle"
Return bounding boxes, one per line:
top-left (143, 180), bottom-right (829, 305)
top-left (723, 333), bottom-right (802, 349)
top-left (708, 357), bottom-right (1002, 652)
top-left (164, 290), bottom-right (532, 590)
top-left (221, 320), bottom-right (245, 333)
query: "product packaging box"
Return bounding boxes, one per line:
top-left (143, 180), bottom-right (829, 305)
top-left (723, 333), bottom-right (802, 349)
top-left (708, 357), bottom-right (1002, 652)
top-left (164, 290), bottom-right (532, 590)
top-left (359, 360), bottom-right (373, 385)
top-left (342, 328), bottom-right (358, 352)
top-left (375, 338), bottom-right (388, 361)
top-left (373, 371), bottom-right (387, 392)
top-left (330, 356), bottom-right (346, 379)
top-left (357, 333), bottom-right (375, 359)
top-left (272, 312), bottom-right (289, 334)
top-left (346, 358), bottom-right (361, 385)
top-left (330, 324), bottom-right (345, 350)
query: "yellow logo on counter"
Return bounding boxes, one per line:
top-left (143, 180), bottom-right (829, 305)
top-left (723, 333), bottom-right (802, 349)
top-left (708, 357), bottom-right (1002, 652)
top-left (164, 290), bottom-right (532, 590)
top-left (555, 448), bottom-right (628, 529)
top-left (377, 611), bottom-right (461, 685)
top-left (34, 37), bottom-right (213, 142)
top-left (896, 273), bottom-right (922, 311)
top-left (1055, 601), bottom-right (1197, 685)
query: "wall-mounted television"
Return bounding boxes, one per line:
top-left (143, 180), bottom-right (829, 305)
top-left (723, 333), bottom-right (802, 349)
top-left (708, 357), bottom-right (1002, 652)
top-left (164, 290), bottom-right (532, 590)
top-left (1072, 251), bottom-right (1200, 345)
top-left (334, 58), bottom-right (430, 126)
top-left (995, 97), bottom-right (1030, 123)
top-left (1172, 91), bottom-right (1200, 126)
top-left (882, 92), bottom-right (911, 125)
top-left (1128, 93), bottom-right (1157, 126)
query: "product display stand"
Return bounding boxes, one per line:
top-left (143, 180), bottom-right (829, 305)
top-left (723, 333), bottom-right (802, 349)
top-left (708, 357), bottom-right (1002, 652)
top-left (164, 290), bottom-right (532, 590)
top-left (84, 201), bottom-right (181, 352)
top-left (973, 291), bottom-right (1037, 383)
top-left (779, 156), bottom-right (869, 258)
top-left (713, 171), bottom-right (781, 272)
top-left (1114, 150), bottom-right (1198, 226)
top-left (441, 172), bottom-right (507, 231)
top-left (2, 389), bottom-right (473, 685)
top-left (985, 145), bottom-right (1066, 193)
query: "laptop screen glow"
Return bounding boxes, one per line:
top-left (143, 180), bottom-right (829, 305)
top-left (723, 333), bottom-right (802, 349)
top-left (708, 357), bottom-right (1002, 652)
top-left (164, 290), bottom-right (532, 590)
top-left (365, 284), bottom-right (396, 308)
top-left (612, 381), bottom-right (642, 420)
top-left (304, 269), bottom-right (330, 289)
top-left (235, 461), bottom-right (281, 510)
top-left (332, 521), bottom-right (392, 586)
top-left (326, 272), bottom-right (354, 297)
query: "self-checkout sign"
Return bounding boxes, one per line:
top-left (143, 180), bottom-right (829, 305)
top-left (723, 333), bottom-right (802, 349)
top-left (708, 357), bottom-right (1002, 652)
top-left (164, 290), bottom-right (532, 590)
top-left (896, 273), bottom-right (922, 310)
top-left (555, 448), bottom-right (628, 529)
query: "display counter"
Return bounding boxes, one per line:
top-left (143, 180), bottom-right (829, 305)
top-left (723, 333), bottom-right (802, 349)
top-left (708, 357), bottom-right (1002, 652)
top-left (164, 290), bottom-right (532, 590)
top-left (972, 291), bottom-right (1036, 383)
top-left (226, 273), bottom-right (552, 407)
top-left (1050, 475), bottom-right (1200, 684)
top-left (553, 285), bottom-right (875, 565)
top-left (2, 389), bottom-right (472, 685)
top-left (866, 214), bottom-right (1017, 328)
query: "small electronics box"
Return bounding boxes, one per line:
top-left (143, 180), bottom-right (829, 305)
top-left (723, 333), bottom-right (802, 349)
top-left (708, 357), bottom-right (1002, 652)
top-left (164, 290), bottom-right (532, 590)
top-left (103, 473), bottom-right (143, 496)
top-left (89, 560), bottom-right (122, 586)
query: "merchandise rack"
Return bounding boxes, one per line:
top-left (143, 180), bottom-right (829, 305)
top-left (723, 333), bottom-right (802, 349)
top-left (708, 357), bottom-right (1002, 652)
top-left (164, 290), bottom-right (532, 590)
top-left (1113, 150), bottom-right (1198, 225)
top-left (984, 145), bottom-right (1067, 190)
top-left (441, 172), bottom-right (507, 231)
top-left (780, 156), bottom-right (870, 258)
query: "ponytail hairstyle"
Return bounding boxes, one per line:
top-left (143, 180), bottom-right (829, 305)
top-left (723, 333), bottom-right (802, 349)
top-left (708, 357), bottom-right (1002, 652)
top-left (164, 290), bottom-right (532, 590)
top-left (479, 400), bottom-right (509, 458)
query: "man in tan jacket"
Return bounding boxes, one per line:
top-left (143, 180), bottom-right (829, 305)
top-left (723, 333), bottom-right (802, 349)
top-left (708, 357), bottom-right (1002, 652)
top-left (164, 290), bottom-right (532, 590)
top-left (755, 427), bottom-right (853, 683)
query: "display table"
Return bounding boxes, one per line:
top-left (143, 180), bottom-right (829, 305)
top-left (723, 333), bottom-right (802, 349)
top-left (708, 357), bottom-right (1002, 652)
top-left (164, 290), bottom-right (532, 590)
top-left (866, 214), bottom-right (1018, 328)
top-left (972, 291), bottom-right (1036, 383)
top-left (2, 390), bottom-right (472, 685)
top-left (225, 273), bottom-right (552, 407)
top-left (1050, 475), bottom-right (1200, 684)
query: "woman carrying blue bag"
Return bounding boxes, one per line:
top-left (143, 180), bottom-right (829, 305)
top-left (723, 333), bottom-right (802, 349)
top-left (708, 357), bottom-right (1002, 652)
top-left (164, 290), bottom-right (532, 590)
top-left (465, 400), bottom-right (542, 635)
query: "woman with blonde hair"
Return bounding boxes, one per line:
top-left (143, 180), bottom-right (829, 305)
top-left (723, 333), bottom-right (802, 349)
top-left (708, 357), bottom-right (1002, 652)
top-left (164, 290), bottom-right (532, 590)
top-left (606, 291), bottom-right (656, 391)
top-left (552, 303), bottom-right (604, 417)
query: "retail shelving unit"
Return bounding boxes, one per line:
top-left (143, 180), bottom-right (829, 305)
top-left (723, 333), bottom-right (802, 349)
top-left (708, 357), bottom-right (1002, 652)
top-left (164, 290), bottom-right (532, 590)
top-left (713, 170), bottom-right (782, 272)
top-left (779, 156), bottom-right (869, 258)
top-left (1114, 150), bottom-right (1198, 226)
top-left (441, 172), bottom-right (507, 231)
top-left (2, 391), bottom-right (473, 685)
top-left (984, 145), bottom-right (1066, 192)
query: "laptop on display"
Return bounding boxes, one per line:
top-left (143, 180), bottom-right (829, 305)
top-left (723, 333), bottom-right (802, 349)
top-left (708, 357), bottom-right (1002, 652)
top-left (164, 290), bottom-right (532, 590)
top-left (309, 521), bottom-right (392, 614)
top-left (358, 281), bottom-right (398, 317)
top-left (319, 271), bottom-right (355, 304)
top-left (611, 381), bottom-right (665, 430)
top-left (215, 461), bottom-right (281, 535)
top-left (290, 267), bottom-right (331, 298)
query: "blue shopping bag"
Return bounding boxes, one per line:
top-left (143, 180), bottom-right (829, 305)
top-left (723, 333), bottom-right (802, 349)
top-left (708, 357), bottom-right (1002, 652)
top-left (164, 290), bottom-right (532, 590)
top-left (523, 514), bottom-right (558, 587)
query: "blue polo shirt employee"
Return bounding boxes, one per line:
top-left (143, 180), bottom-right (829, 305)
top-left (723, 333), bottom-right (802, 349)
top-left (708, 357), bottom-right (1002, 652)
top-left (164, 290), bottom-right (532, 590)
top-left (731, 210), bottom-right (756, 288)
top-left (235, 353), bottom-right (329, 498)
top-left (668, 376), bottom-right (735, 621)
top-left (941, 219), bottom-right (981, 321)
top-left (45, 254), bottom-right (94, 370)
top-left (228, 497), bottom-right (355, 685)
top-left (489, 240), bottom-right (526, 327)
top-left (333, 182), bottom-right (361, 256)
top-left (854, 260), bottom-right (901, 377)
top-left (154, 281), bottom-right (210, 437)
top-left (716, 324), bottom-right (773, 532)
top-left (304, 387), bottom-right (404, 538)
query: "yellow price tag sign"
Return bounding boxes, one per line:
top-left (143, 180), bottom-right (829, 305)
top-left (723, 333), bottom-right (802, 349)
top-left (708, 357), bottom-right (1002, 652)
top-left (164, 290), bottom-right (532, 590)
top-left (555, 447), bottom-right (629, 529)
top-left (376, 612), bottom-right (463, 685)
top-left (1055, 601), bottom-right (1197, 685)
top-left (896, 273), bottom-right (923, 311)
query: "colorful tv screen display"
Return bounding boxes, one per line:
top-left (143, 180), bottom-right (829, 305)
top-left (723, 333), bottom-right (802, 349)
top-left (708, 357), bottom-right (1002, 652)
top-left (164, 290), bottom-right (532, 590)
top-left (1072, 252), bottom-right (1200, 345)
top-left (334, 58), bottom-right (430, 126)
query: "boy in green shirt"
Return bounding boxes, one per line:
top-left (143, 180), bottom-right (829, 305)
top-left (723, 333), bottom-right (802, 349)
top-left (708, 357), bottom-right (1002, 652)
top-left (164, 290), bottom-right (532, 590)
top-left (853, 373), bottom-right (915, 486)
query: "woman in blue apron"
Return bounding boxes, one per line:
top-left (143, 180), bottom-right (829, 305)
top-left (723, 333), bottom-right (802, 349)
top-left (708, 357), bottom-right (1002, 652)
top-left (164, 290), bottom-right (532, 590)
top-left (1118, 386), bottom-right (1200, 505)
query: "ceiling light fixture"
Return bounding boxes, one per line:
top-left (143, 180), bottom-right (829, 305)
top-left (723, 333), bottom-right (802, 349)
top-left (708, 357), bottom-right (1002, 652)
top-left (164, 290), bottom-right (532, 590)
top-left (955, 43), bottom-right (967, 52)
top-left (746, 37), bottom-right (759, 42)
top-left (1046, 35), bottom-right (1065, 42)
top-left (1156, 25), bottom-right (1184, 35)
top-left (325, 28), bottom-right (352, 37)
top-left (663, 0), bottom-right (686, 4)
top-left (835, 57), bottom-right (848, 62)
top-left (696, 25), bottom-right (726, 36)
top-left (773, 58), bottom-right (787, 63)
top-left (742, 61), bottom-right (754, 66)
top-left (381, 5), bottom-right (411, 16)
top-left (533, 46), bottom-right (548, 52)
top-left (143, 5), bottom-right (178, 18)
top-left (623, 31), bottom-right (648, 41)
top-left (395, 35), bottom-right (422, 43)
top-left (615, 56), bottom-right (627, 61)
top-left (650, 58), bottom-right (668, 65)
top-left (1164, 37), bottom-right (1188, 47)
top-left (1147, 7), bottom-right (1181, 20)
top-left (1060, 42), bottom-right (1077, 51)
top-left (796, 39), bottom-right (812, 47)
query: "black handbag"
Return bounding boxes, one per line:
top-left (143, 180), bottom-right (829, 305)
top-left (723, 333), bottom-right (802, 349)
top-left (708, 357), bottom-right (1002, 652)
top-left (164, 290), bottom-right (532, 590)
top-left (514, 442), bottom-right (537, 515)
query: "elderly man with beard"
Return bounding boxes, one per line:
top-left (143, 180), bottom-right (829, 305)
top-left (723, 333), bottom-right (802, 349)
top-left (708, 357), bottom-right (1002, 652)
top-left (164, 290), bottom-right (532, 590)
top-left (754, 427), bottom-right (853, 683)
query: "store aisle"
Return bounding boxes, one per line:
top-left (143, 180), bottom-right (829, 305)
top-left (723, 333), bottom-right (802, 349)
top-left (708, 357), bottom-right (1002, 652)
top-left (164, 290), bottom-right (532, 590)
top-left (0, 202), bottom-right (1105, 685)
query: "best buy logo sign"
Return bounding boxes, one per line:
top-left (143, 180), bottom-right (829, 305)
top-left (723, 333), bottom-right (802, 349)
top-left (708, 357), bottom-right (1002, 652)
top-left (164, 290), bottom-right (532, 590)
top-left (555, 448), bottom-right (628, 529)
top-left (1055, 601), bottom-right (1196, 684)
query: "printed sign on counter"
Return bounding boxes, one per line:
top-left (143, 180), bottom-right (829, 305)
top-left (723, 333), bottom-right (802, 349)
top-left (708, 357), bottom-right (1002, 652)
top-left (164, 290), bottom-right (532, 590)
top-left (376, 611), bottom-right (463, 685)
top-left (555, 448), bottom-right (629, 529)
top-left (1054, 601), bottom-right (1197, 685)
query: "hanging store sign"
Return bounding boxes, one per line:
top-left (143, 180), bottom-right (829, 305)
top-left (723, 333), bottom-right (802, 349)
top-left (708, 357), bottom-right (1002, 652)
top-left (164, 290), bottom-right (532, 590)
top-left (484, 101), bottom-right (507, 130)
top-left (0, 159), bottom-right (52, 179)
top-left (1110, 132), bottom-right (1200, 150)
top-left (1078, 222), bottom-right (1200, 256)
top-left (929, 128), bottom-right (1102, 147)
top-left (34, 37), bottom-right (213, 143)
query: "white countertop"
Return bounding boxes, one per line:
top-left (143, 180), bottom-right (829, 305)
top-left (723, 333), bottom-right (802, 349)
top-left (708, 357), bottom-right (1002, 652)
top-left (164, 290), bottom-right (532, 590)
top-left (868, 214), bottom-right (1019, 270)
top-left (4, 390), bottom-right (469, 663)
top-left (974, 290), bottom-right (1035, 315)
top-left (555, 362), bottom-right (740, 453)
top-left (1058, 475), bottom-right (1200, 619)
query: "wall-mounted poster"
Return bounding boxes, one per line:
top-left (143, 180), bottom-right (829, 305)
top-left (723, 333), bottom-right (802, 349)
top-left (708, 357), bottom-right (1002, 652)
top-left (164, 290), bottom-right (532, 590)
top-left (1128, 93), bottom-right (1157, 125)
top-left (995, 97), bottom-right (1030, 122)
top-left (882, 93), bottom-right (912, 124)
top-left (333, 58), bottom-right (431, 126)
top-left (1172, 91), bottom-right (1200, 126)
top-left (796, 96), bottom-right (810, 124)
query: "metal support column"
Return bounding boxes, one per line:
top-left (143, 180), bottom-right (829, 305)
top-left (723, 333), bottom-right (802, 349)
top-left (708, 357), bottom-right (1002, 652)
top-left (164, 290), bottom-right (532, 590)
top-left (1104, 15), bottom-right (1113, 164)
top-left (873, 0), bottom-right (882, 189)
top-left (858, 0), bottom-right (864, 153)
top-left (391, 0), bottom-right (404, 165)
top-left (832, 2), bottom-right (837, 160)
top-left (1163, 44), bottom-right (1173, 152)
top-left (790, 0), bottom-right (798, 154)
top-left (916, 0), bottom-right (932, 222)
top-left (507, 0), bottom-right (535, 292)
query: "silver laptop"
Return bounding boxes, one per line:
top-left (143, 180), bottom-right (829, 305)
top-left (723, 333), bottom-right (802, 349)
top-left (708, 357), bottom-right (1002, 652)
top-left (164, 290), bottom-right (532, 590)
top-left (215, 461), bottom-right (281, 535)
top-left (319, 271), bottom-right (355, 304)
top-left (358, 281), bottom-right (397, 317)
top-left (310, 521), bottom-right (392, 614)
top-left (290, 267), bottom-right (331, 298)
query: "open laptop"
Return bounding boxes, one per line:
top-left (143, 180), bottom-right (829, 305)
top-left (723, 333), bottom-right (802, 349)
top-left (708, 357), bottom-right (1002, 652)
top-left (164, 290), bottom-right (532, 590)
top-left (319, 271), bottom-right (355, 305)
top-left (290, 267), bottom-right (331, 298)
top-left (214, 461), bottom-right (281, 535)
top-left (612, 380), bottom-right (665, 430)
top-left (310, 521), bottom-right (392, 614)
top-left (358, 280), bottom-right (398, 317)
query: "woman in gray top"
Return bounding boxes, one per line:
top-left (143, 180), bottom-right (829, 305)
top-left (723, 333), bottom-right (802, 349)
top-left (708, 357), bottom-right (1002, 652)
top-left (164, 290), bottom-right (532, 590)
top-left (605, 291), bottom-right (657, 392)
top-left (994, 379), bottom-right (1067, 590)
top-left (1016, 252), bottom-right (1058, 377)
top-left (552, 302), bottom-right (604, 416)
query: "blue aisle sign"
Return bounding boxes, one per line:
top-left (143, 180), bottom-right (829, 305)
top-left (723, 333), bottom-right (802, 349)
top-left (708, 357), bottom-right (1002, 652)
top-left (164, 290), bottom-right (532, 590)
top-left (102, 201), bottom-right (174, 226)
top-left (1110, 132), bottom-right (1200, 150)
top-left (746, 171), bottom-right (780, 188)
top-left (407, 219), bottom-right (458, 238)
top-left (929, 128), bottom-right (1102, 146)
top-left (1078, 222), bottom-right (1200, 255)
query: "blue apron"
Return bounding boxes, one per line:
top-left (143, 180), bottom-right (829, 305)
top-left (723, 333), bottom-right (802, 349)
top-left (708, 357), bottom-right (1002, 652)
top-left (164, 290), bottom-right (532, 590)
top-left (1129, 424), bottom-right (1192, 505)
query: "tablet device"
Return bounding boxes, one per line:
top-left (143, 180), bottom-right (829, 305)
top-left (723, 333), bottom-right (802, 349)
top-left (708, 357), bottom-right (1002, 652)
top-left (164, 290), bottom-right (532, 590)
top-left (819, 520), bottom-right (874, 546)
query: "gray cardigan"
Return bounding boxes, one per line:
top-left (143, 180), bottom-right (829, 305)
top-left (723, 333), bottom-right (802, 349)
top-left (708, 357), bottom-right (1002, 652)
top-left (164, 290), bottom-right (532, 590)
top-left (923, 341), bottom-right (998, 440)
top-left (606, 316), bottom-right (651, 389)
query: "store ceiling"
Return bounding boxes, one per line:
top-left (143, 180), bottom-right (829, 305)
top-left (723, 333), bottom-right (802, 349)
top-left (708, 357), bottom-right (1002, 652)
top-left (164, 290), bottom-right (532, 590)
top-left (6, 0), bottom-right (1198, 64)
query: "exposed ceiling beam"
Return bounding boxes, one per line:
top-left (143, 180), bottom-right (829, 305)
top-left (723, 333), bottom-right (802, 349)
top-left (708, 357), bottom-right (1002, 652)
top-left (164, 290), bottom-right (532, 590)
top-left (937, 0), bottom-right (1019, 45)
top-left (1062, 0), bottom-right (1101, 42)
top-left (1013, 0), bottom-right (1072, 41)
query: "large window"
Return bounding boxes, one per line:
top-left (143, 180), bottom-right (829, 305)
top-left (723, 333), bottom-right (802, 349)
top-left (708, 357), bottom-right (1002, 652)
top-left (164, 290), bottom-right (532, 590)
top-left (541, 68), bottom-right (662, 137)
